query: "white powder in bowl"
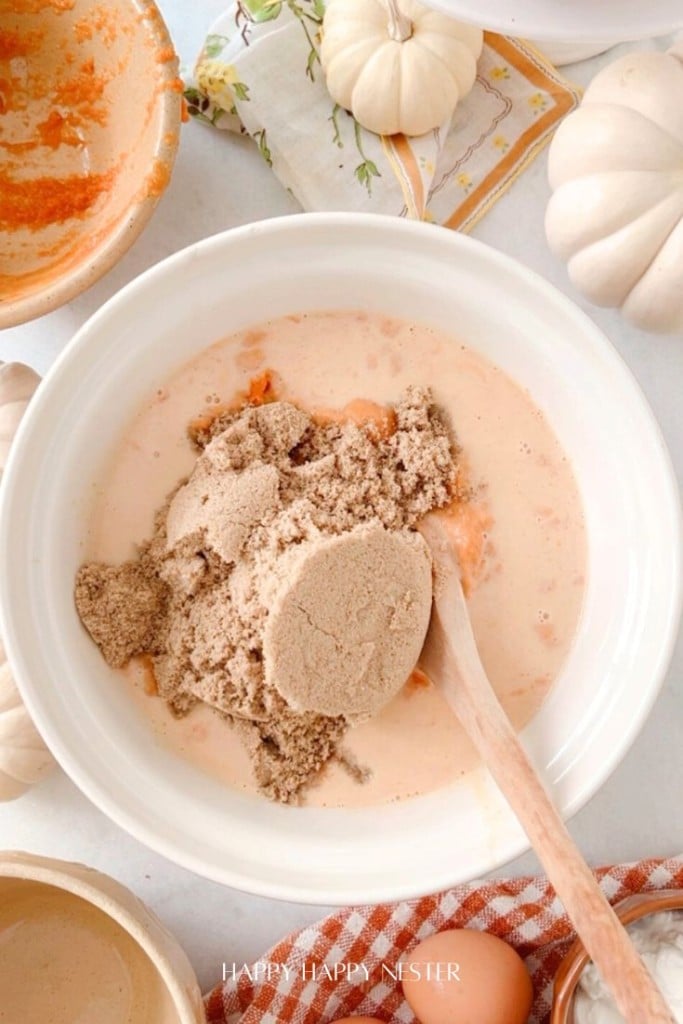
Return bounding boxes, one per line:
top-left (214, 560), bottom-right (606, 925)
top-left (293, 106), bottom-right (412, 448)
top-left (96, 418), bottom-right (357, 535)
top-left (574, 911), bottom-right (683, 1024)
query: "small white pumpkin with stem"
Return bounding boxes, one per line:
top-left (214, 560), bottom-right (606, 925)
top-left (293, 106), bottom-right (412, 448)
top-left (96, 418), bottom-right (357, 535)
top-left (546, 41), bottom-right (683, 333)
top-left (321, 0), bottom-right (483, 138)
top-left (0, 363), bottom-right (56, 800)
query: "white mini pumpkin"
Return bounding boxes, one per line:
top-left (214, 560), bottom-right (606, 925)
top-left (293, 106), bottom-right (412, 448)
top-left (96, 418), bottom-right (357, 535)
top-left (321, 0), bottom-right (483, 138)
top-left (0, 363), bottom-right (55, 800)
top-left (546, 42), bottom-right (683, 334)
top-left (0, 362), bottom-right (40, 466)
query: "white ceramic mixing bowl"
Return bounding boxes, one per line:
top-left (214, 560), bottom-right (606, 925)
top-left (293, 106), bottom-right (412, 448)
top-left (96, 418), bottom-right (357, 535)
top-left (0, 214), bottom-right (680, 904)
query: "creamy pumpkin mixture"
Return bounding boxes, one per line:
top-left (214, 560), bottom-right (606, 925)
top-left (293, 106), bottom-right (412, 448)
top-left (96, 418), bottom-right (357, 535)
top-left (0, 880), bottom-right (176, 1024)
top-left (77, 311), bottom-right (586, 807)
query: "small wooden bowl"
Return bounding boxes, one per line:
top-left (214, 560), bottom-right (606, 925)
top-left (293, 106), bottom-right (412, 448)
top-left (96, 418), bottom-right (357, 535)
top-left (0, 0), bottom-right (181, 328)
top-left (551, 889), bottom-right (683, 1022)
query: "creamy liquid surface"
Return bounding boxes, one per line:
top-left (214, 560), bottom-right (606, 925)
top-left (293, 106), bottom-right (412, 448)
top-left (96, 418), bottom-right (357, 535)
top-left (88, 311), bottom-right (586, 807)
top-left (0, 880), bottom-right (175, 1024)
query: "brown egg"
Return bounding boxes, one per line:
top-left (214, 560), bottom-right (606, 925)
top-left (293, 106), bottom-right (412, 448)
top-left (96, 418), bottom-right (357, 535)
top-left (401, 929), bottom-right (533, 1024)
top-left (332, 1019), bottom-right (385, 1024)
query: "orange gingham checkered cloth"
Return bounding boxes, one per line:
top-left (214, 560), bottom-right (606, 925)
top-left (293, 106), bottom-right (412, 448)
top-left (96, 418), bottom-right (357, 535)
top-left (205, 856), bottom-right (683, 1024)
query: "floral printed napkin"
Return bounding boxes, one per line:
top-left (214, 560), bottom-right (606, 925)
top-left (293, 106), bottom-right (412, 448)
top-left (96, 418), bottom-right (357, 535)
top-left (185, 2), bottom-right (580, 229)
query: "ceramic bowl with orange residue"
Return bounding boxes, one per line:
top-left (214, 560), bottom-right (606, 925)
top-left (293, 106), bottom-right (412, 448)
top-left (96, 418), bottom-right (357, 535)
top-left (0, 0), bottom-right (181, 328)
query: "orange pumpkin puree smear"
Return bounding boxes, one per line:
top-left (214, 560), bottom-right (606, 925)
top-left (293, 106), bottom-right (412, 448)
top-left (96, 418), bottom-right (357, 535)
top-left (247, 369), bottom-right (278, 405)
top-left (5, 0), bottom-right (76, 11)
top-left (145, 158), bottom-right (171, 198)
top-left (186, 370), bottom-right (281, 437)
top-left (0, 169), bottom-right (113, 232)
top-left (313, 398), bottom-right (398, 439)
top-left (0, 30), bottom-right (39, 59)
top-left (37, 110), bottom-right (83, 149)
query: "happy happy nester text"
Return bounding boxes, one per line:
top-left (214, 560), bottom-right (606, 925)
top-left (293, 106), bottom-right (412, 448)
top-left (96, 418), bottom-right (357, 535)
top-left (222, 961), bottom-right (461, 983)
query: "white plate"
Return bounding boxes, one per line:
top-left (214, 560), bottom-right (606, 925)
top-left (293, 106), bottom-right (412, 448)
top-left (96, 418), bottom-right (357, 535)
top-left (423, 0), bottom-right (683, 43)
top-left (1, 214), bottom-right (680, 904)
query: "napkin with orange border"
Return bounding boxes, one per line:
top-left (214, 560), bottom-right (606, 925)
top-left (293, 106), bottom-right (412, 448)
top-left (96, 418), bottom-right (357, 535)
top-left (185, 2), bottom-right (581, 230)
top-left (204, 856), bottom-right (683, 1024)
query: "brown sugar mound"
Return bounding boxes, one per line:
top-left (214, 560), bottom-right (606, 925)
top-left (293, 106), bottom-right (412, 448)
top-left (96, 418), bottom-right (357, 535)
top-left (263, 524), bottom-right (433, 720)
top-left (74, 559), bottom-right (168, 669)
top-left (75, 385), bottom-right (460, 803)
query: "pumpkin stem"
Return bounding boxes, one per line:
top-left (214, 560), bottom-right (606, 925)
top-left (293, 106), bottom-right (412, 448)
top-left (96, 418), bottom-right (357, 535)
top-left (386, 0), bottom-right (413, 42)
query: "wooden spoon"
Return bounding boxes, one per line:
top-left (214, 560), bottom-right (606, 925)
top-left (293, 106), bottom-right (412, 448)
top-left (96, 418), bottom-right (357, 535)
top-left (418, 514), bottom-right (674, 1024)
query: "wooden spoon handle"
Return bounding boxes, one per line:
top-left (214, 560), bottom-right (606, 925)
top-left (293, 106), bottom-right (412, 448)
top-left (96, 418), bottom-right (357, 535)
top-left (419, 520), bottom-right (674, 1024)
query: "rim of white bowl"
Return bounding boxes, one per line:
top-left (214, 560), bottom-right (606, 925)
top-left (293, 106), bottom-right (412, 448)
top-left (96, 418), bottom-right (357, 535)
top-left (420, 0), bottom-right (683, 42)
top-left (0, 214), bottom-right (681, 905)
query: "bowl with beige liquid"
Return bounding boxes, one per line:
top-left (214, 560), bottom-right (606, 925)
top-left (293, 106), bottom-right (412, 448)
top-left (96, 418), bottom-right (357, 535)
top-left (0, 850), bottom-right (204, 1024)
top-left (0, 214), bottom-right (680, 904)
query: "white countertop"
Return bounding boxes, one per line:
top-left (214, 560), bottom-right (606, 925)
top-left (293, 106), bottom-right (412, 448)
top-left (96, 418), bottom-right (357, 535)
top-left (1, 2), bottom-right (682, 994)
